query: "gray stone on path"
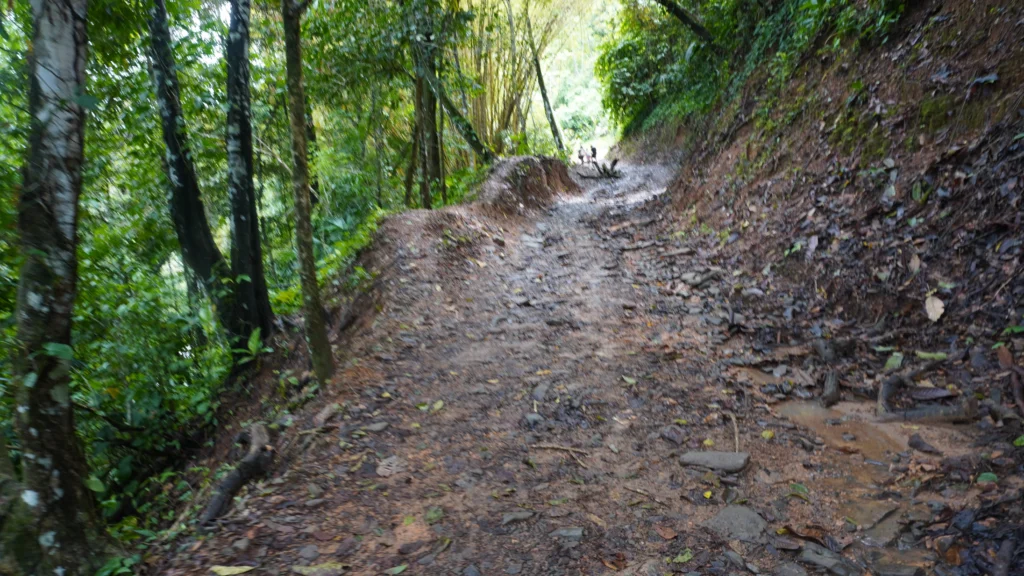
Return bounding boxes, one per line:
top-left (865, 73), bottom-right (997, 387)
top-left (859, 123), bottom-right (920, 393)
top-left (702, 505), bottom-right (766, 543)
top-left (774, 562), bottom-right (808, 576)
top-left (723, 550), bottom-right (745, 569)
top-left (871, 565), bottom-right (924, 576)
top-left (797, 542), bottom-right (859, 576)
top-left (298, 544), bottom-right (320, 561)
top-left (524, 413), bottom-right (544, 426)
top-left (549, 527), bottom-right (584, 540)
top-left (364, 421), bottom-right (389, 432)
top-left (501, 511), bottom-right (534, 526)
top-left (463, 566), bottom-right (482, 576)
top-left (680, 451), bottom-right (750, 472)
top-left (620, 560), bottom-right (662, 576)
top-left (660, 425), bottom-right (686, 445)
top-left (532, 382), bottom-right (550, 401)
top-left (231, 537), bottom-right (250, 552)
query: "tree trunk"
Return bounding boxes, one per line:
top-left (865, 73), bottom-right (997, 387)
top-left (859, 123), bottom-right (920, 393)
top-left (413, 76), bottom-right (431, 209)
top-left (437, 65), bottom-right (447, 205)
top-left (372, 85), bottom-right (384, 206)
top-left (304, 100), bottom-right (320, 204)
top-left (451, 47), bottom-right (475, 169)
top-left (422, 72), bottom-right (495, 164)
top-left (148, 0), bottom-right (239, 335)
top-left (227, 0), bottom-right (275, 340)
top-left (418, 48), bottom-right (440, 209)
top-left (652, 0), bottom-right (718, 49)
top-left (2, 0), bottom-right (108, 572)
top-left (282, 0), bottom-right (335, 383)
top-left (404, 120), bottom-right (419, 207)
top-left (525, 6), bottom-right (563, 152)
top-left (503, 0), bottom-right (525, 141)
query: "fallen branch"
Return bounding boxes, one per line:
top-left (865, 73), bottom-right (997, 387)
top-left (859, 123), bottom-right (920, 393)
top-left (1010, 365), bottom-right (1024, 419)
top-left (625, 487), bottom-right (670, 508)
top-left (820, 369), bottom-right (840, 408)
top-left (877, 397), bottom-right (978, 423)
top-left (723, 411), bottom-right (739, 452)
top-left (199, 423), bottom-right (274, 528)
top-left (876, 361), bottom-right (941, 415)
top-left (570, 453), bottom-right (588, 469)
top-left (532, 443), bottom-right (589, 455)
top-left (993, 538), bottom-right (1015, 576)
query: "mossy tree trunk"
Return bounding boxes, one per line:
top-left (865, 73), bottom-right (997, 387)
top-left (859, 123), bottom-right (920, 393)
top-left (282, 0), bottom-right (335, 383)
top-left (149, 0), bottom-right (238, 335)
top-left (227, 0), bottom-right (275, 340)
top-left (2, 0), bottom-right (108, 572)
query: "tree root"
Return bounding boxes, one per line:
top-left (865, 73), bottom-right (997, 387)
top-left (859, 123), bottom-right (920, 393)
top-left (993, 538), bottom-right (1015, 576)
top-left (1010, 365), bottom-right (1024, 420)
top-left (199, 423), bottom-right (274, 528)
top-left (876, 361), bottom-right (941, 415)
top-left (877, 397), bottom-right (978, 423)
top-left (820, 369), bottom-right (840, 408)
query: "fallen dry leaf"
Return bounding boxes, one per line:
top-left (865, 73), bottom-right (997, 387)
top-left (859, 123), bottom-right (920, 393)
top-left (925, 296), bottom-right (945, 322)
top-left (997, 346), bottom-right (1014, 369)
top-left (654, 525), bottom-right (677, 540)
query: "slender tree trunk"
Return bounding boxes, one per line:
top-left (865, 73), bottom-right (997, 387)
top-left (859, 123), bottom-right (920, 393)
top-left (652, 0), bottom-right (718, 49)
top-left (525, 6), bottom-right (563, 152)
top-left (437, 61), bottom-right (447, 205)
top-left (304, 100), bottom-right (320, 204)
top-left (2, 0), bottom-right (108, 572)
top-left (404, 120), bottom-right (419, 207)
top-left (414, 76), bottom-right (432, 209)
top-left (149, 0), bottom-right (241, 336)
top-left (451, 47), bottom-right (475, 169)
top-left (503, 0), bottom-right (525, 140)
top-left (420, 54), bottom-right (440, 208)
top-left (227, 0), bottom-right (274, 340)
top-left (422, 72), bottom-right (495, 163)
top-left (282, 0), bottom-right (335, 382)
top-left (372, 85), bottom-right (383, 206)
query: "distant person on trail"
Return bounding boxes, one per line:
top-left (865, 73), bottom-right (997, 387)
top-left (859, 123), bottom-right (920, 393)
top-left (591, 145), bottom-right (598, 163)
top-left (578, 147), bottom-right (584, 165)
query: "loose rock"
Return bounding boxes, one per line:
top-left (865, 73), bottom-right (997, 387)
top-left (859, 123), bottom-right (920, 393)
top-left (702, 505), bottom-right (766, 543)
top-left (661, 425), bottom-right (687, 445)
top-left (365, 421), bottom-right (389, 432)
top-left (549, 527), bottom-right (584, 540)
top-left (774, 562), bottom-right (808, 576)
top-left (797, 542), bottom-right (859, 576)
top-left (680, 451), bottom-right (750, 472)
top-left (501, 511), bottom-right (534, 526)
top-left (298, 544), bottom-right (320, 561)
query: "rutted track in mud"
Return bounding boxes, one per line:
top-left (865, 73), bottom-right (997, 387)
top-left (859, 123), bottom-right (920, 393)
top-left (158, 163), bottom-right (989, 576)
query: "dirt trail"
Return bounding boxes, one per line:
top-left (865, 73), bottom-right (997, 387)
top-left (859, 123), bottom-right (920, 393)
top-left (161, 163), bottom-right (990, 576)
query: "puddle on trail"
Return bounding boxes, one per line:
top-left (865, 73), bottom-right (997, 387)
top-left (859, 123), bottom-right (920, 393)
top-left (776, 400), bottom-right (976, 461)
top-left (776, 401), bottom-right (902, 461)
top-left (776, 399), bottom-right (971, 572)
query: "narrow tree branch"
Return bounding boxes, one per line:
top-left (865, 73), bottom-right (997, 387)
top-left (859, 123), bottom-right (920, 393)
top-left (652, 0), bottom-right (719, 50)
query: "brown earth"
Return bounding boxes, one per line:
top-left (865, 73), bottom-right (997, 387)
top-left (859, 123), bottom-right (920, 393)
top-left (149, 152), bottom-right (1017, 576)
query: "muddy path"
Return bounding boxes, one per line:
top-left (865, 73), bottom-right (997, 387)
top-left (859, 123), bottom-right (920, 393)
top-left (161, 163), bottom-right (1005, 576)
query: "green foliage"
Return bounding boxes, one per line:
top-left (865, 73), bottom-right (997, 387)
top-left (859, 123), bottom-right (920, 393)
top-left (232, 328), bottom-right (273, 365)
top-left (596, 0), bottom-right (905, 134)
top-left (1, 0), bottom-right (615, 548)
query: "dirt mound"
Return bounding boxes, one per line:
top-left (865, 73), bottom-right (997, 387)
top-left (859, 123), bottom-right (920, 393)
top-left (475, 155), bottom-right (581, 216)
